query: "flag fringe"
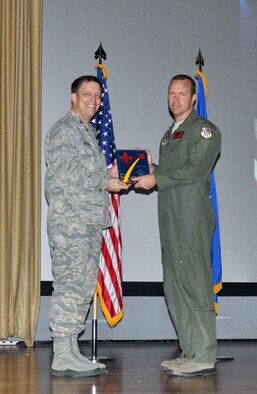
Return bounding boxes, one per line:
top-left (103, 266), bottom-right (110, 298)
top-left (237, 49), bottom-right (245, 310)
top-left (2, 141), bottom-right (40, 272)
top-left (96, 63), bottom-right (108, 79)
top-left (194, 70), bottom-right (208, 99)
top-left (214, 281), bottom-right (222, 295)
top-left (97, 282), bottom-right (124, 327)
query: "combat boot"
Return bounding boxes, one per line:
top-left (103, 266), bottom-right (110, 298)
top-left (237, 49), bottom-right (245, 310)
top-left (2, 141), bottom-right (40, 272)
top-left (51, 336), bottom-right (104, 377)
top-left (71, 335), bottom-right (106, 373)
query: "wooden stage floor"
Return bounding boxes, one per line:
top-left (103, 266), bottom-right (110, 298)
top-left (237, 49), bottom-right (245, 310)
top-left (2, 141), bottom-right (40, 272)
top-left (0, 340), bottom-right (257, 393)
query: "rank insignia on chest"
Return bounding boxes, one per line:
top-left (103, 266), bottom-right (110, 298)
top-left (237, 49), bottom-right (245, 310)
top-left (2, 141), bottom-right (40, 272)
top-left (161, 136), bottom-right (168, 145)
top-left (201, 127), bottom-right (212, 139)
top-left (172, 131), bottom-right (185, 139)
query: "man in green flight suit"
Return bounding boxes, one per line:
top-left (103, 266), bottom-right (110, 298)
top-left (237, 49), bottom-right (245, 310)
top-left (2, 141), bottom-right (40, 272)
top-left (134, 74), bottom-right (221, 377)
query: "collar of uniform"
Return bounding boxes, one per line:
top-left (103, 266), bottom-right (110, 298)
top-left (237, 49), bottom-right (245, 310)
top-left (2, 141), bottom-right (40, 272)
top-left (169, 110), bottom-right (197, 134)
top-left (171, 121), bottom-right (183, 134)
top-left (177, 109), bottom-right (199, 130)
top-left (68, 109), bottom-right (91, 127)
top-left (68, 109), bottom-right (82, 122)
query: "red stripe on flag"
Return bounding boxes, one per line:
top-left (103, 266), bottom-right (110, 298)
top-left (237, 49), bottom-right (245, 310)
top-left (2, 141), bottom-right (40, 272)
top-left (97, 192), bottom-right (123, 325)
top-left (99, 226), bottom-right (123, 311)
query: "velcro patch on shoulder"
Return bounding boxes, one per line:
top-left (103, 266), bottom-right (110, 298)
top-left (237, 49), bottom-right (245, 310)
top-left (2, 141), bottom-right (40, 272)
top-left (201, 127), bottom-right (212, 139)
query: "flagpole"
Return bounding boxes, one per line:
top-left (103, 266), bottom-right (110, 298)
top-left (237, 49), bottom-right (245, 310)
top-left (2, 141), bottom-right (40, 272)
top-left (90, 42), bottom-right (107, 362)
top-left (91, 291), bottom-right (98, 361)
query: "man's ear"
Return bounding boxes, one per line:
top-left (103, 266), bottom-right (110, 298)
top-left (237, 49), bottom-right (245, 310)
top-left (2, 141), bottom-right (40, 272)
top-left (71, 92), bottom-right (77, 104)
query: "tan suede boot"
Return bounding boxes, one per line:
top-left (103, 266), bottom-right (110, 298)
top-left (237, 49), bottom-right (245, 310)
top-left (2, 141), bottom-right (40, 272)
top-left (71, 335), bottom-right (106, 373)
top-left (166, 359), bottom-right (216, 377)
top-left (51, 336), bottom-right (104, 377)
top-left (160, 355), bottom-right (187, 371)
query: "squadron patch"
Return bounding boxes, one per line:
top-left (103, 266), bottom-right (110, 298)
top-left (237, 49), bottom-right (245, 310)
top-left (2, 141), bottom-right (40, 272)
top-left (161, 136), bottom-right (168, 145)
top-left (201, 127), bottom-right (212, 139)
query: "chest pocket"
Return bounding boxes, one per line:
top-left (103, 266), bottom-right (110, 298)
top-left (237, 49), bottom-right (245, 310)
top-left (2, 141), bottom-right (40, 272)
top-left (77, 140), bottom-right (96, 166)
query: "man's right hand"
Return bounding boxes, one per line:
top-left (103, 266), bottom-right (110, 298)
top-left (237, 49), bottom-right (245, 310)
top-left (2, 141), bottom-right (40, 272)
top-left (106, 178), bottom-right (130, 193)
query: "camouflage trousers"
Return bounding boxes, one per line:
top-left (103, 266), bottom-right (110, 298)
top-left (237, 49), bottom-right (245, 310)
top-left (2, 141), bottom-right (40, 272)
top-left (48, 217), bottom-right (103, 337)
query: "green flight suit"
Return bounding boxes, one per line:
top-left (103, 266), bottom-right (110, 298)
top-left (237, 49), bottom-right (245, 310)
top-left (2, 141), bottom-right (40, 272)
top-left (154, 110), bottom-right (221, 363)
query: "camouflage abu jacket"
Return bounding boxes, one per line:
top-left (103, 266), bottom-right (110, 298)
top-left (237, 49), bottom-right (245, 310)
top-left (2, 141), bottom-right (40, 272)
top-left (44, 110), bottom-right (111, 228)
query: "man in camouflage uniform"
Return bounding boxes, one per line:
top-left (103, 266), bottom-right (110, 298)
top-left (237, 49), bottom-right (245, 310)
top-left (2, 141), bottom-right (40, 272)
top-left (44, 75), bottom-right (129, 378)
top-left (134, 75), bottom-right (221, 377)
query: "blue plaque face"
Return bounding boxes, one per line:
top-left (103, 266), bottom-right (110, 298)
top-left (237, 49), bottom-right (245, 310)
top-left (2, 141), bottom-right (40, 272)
top-left (116, 149), bottom-right (150, 183)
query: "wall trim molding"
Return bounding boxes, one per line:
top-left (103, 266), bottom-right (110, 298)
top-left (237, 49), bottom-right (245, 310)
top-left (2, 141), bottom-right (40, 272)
top-left (41, 282), bottom-right (257, 297)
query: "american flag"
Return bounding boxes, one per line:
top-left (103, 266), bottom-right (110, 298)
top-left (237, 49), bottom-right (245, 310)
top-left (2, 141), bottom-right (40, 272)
top-left (91, 63), bottom-right (124, 326)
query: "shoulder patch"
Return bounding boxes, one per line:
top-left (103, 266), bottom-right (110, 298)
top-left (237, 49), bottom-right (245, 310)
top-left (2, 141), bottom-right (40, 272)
top-left (201, 127), bottom-right (212, 139)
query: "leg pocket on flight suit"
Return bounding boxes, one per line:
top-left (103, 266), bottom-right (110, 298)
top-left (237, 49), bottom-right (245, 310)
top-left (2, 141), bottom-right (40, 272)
top-left (180, 236), bottom-right (214, 311)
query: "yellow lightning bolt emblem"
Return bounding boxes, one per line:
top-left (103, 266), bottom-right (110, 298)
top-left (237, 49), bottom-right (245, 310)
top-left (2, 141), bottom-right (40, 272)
top-left (123, 158), bottom-right (140, 183)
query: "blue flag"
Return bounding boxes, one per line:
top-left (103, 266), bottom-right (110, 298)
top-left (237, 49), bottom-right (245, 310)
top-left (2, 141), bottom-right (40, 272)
top-left (195, 70), bottom-right (222, 313)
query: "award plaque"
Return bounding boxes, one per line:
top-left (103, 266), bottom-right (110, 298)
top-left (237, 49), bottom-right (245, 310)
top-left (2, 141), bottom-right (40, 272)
top-left (116, 149), bottom-right (150, 183)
